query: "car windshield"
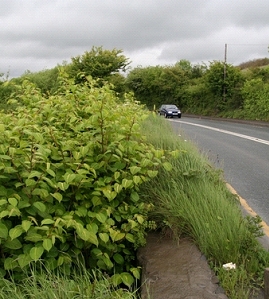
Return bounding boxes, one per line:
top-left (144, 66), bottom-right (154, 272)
top-left (166, 105), bottom-right (178, 109)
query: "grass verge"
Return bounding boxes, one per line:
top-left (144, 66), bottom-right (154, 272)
top-left (140, 114), bottom-right (269, 299)
top-left (1, 113), bottom-right (268, 299)
top-left (0, 267), bottom-right (139, 299)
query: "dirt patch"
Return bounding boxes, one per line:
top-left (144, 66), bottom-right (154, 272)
top-left (138, 232), bottom-right (228, 299)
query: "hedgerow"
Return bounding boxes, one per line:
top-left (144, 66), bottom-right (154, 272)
top-left (0, 71), bottom-right (172, 286)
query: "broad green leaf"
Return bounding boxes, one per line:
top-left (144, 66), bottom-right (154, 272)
top-left (73, 151), bottom-right (82, 160)
top-left (130, 267), bottom-right (141, 279)
top-left (51, 192), bottom-right (63, 202)
top-left (109, 228), bottom-right (118, 242)
top-left (131, 191), bottom-right (139, 202)
top-left (133, 176), bottom-right (141, 185)
top-left (140, 158), bottom-right (151, 167)
top-left (91, 248), bottom-right (102, 257)
top-left (43, 177), bottom-right (57, 188)
top-left (25, 179), bottom-right (36, 187)
top-left (41, 219), bottom-right (55, 225)
top-left (0, 155), bottom-right (11, 160)
top-left (114, 161), bottom-right (126, 170)
top-left (113, 253), bottom-right (124, 265)
top-left (32, 188), bottom-right (49, 199)
top-left (86, 223), bottom-right (98, 234)
top-left (75, 206), bottom-right (87, 217)
top-left (0, 223), bottom-right (8, 239)
top-left (8, 207), bottom-right (21, 217)
top-left (33, 202), bottom-right (46, 212)
top-left (92, 196), bottom-right (102, 206)
top-left (46, 168), bottom-right (56, 177)
top-left (121, 272), bottom-right (134, 288)
top-left (8, 197), bottom-right (18, 207)
top-left (95, 212), bottom-right (107, 223)
top-left (114, 171), bottom-right (120, 180)
top-left (122, 179), bottom-right (133, 189)
top-left (113, 183), bottom-right (122, 193)
top-left (57, 182), bottom-right (69, 191)
top-left (59, 243), bottom-right (69, 252)
top-left (128, 219), bottom-right (137, 229)
top-left (4, 166), bottom-right (18, 174)
top-left (102, 189), bottom-right (117, 201)
top-left (0, 199), bottom-right (7, 206)
top-left (103, 254), bottom-right (113, 269)
top-left (126, 233), bottom-right (135, 243)
top-left (129, 166), bottom-right (141, 175)
top-left (18, 200), bottom-right (31, 209)
top-left (22, 220), bottom-right (32, 232)
top-left (109, 228), bottom-right (125, 242)
top-left (57, 255), bottom-right (64, 266)
top-left (0, 211), bottom-right (9, 219)
top-left (43, 239), bottom-right (53, 251)
top-left (98, 233), bottom-right (109, 243)
top-left (114, 232), bottom-right (125, 242)
top-left (15, 182), bottom-right (24, 188)
top-left (63, 173), bottom-right (76, 184)
top-left (25, 233), bottom-right (43, 243)
top-left (18, 253), bottom-right (32, 268)
top-left (76, 226), bottom-right (98, 246)
top-left (147, 170), bottom-right (158, 178)
top-left (9, 226), bottom-right (24, 240)
top-left (4, 257), bottom-right (17, 270)
top-left (30, 246), bottom-right (44, 261)
top-left (19, 140), bottom-right (29, 148)
top-left (111, 273), bottom-right (122, 287)
top-left (136, 215), bottom-right (144, 224)
top-left (5, 238), bottom-right (22, 249)
top-left (28, 171), bottom-right (42, 179)
top-left (35, 225), bottom-right (49, 231)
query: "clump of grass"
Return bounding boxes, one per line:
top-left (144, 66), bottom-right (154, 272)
top-left (141, 114), bottom-right (269, 297)
top-left (0, 267), bottom-right (139, 299)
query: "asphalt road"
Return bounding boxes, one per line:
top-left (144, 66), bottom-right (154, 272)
top-left (167, 116), bottom-right (269, 225)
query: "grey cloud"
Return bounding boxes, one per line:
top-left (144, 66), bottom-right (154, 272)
top-left (0, 0), bottom-right (268, 77)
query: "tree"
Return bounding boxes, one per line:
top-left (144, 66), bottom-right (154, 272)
top-left (204, 61), bottom-right (244, 111)
top-left (20, 67), bottom-right (60, 95)
top-left (67, 46), bottom-right (130, 84)
top-left (126, 63), bottom-right (193, 110)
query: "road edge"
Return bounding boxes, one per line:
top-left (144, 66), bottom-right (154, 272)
top-left (226, 183), bottom-right (269, 250)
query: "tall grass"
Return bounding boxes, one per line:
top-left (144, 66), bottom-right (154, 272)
top-left (141, 114), bottom-right (269, 298)
top-left (0, 267), bottom-right (139, 299)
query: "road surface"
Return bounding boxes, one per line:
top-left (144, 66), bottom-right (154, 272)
top-left (168, 116), bottom-right (269, 226)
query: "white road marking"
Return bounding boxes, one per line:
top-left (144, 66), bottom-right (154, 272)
top-left (171, 120), bottom-right (269, 146)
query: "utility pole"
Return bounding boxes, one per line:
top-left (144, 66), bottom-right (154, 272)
top-left (223, 43), bottom-right (227, 102)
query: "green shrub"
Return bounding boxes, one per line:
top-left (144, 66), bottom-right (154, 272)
top-left (242, 78), bottom-right (269, 121)
top-left (0, 71), bottom-right (169, 285)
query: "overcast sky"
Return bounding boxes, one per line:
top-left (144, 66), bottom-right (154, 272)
top-left (1, 0), bottom-right (269, 78)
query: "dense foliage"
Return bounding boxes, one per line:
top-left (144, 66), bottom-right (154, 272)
top-left (66, 46), bottom-right (129, 93)
top-left (1, 47), bottom-right (269, 121)
top-left (0, 71), bottom-right (172, 285)
top-left (126, 58), bottom-right (269, 121)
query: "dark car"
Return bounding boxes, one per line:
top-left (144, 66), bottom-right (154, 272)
top-left (158, 104), bottom-right (181, 118)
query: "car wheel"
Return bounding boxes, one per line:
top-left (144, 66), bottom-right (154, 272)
top-left (178, 115), bottom-right (181, 118)
top-left (164, 113), bottom-right (168, 118)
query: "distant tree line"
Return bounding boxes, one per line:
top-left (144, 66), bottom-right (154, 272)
top-left (1, 46), bottom-right (269, 121)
